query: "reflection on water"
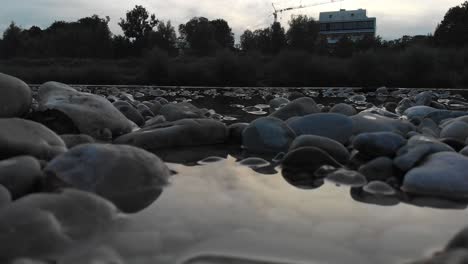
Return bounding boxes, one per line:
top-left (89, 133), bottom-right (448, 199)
top-left (100, 157), bottom-right (468, 264)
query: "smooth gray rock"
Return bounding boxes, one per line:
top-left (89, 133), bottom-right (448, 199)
top-left (394, 143), bottom-right (454, 172)
top-left (60, 134), bottom-right (95, 149)
top-left (228, 123), bottom-right (249, 144)
top-left (396, 98), bottom-right (415, 115)
top-left (440, 121), bottom-right (468, 142)
top-left (0, 118), bottom-right (67, 160)
top-left (403, 152), bottom-right (468, 199)
top-left (44, 144), bottom-right (170, 213)
top-left (0, 156), bottom-right (42, 199)
top-left (425, 110), bottom-right (468, 125)
top-left (113, 101), bottom-right (145, 127)
top-left (359, 157), bottom-right (396, 182)
top-left (353, 132), bottom-right (406, 157)
top-left (242, 117), bottom-right (295, 153)
top-left (159, 102), bottom-right (206, 121)
top-left (270, 97), bottom-right (320, 121)
top-left (149, 100), bottom-right (162, 115)
top-left (37, 82), bottom-right (134, 140)
top-left (414, 91), bottom-right (433, 106)
top-left (403, 106), bottom-right (439, 120)
top-left (0, 73), bottom-right (31, 117)
top-left (0, 190), bottom-right (118, 261)
top-left (287, 113), bottom-right (353, 144)
top-left (0, 185), bottom-right (11, 208)
top-left (351, 113), bottom-right (416, 135)
top-left (137, 103), bottom-right (154, 118)
top-left (329, 103), bottom-right (357, 116)
top-left (289, 135), bottom-right (350, 164)
top-left (144, 115), bottom-right (167, 127)
top-left (115, 119), bottom-right (228, 150)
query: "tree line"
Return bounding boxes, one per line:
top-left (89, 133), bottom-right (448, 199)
top-left (1, 1), bottom-right (467, 59)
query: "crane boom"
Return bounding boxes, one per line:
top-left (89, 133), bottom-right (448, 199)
top-left (273, 0), bottom-right (344, 22)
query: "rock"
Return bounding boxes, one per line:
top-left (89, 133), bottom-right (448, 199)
top-left (353, 132), bottom-right (406, 157)
top-left (242, 117), bottom-right (295, 153)
top-left (137, 103), bottom-right (154, 118)
top-left (419, 118), bottom-right (440, 137)
top-left (115, 119), bottom-right (228, 150)
top-left (461, 146), bottom-right (468, 157)
top-left (270, 97), bottom-right (320, 121)
top-left (440, 138), bottom-right (465, 152)
top-left (361, 106), bottom-right (399, 118)
top-left (403, 106), bottom-right (439, 120)
top-left (326, 169), bottom-right (367, 187)
top-left (396, 98), bottom-right (415, 115)
top-left (0, 190), bottom-right (119, 261)
top-left (351, 113), bottom-right (416, 135)
top-left (394, 142), bottom-right (454, 172)
top-left (269, 97), bottom-right (290, 110)
top-left (0, 118), bottom-right (67, 160)
top-left (403, 152), bottom-right (468, 199)
top-left (414, 91), bottom-right (433, 106)
top-left (159, 102), bottom-right (206, 121)
top-left (446, 227), bottom-right (468, 250)
top-left (149, 100), bottom-right (162, 115)
top-left (424, 110), bottom-right (468, 125)
top-left (0, 73), bottom-right (32, 117)
top-left (359, 157), bottom-right (396, 182)
top-left (329, 103), bottom-right (357, 116)
top-left (60, 134), bottom-right (95, 149)
top-left (0, 185), bottom-right (11, 208)
top-left (0, 156), bottom-right (42, 199)
top-left (37, 82), bottom-right (133, 140)
top-left (376, 87), bottom-right (389, 95)
top-left (287, 113), bottom-right (353, 144)
top-left (113, 101), bottom-right (145, 127)
top-left (288, 91), bottom-right (305, 101)
top-left (363, 181), bottom-right (396, 196)
top-left (289, 135), bottom-right (350, 164)
top-left (144, 115), bottom-right (166, 127)
top-left (441, 121), bottom-right (468, 142)
top-left (228, 123), bottom-right (249, 144)
top-left (350, 187), bottom-right (400, 206)
top-left (44, 144), bottom-right (170, 213)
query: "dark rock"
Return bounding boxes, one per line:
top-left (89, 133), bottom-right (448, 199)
top-left (440, 121), bottom-right (468, 142)
top-left (353, 132), bottom-right (406, 157)
top-left (350, 187), bottom-right (400, 206)
top-left (137, 103), bottom-right (154, 118)
top-left (0, 73), bottom-right (32, 117)
top-left (149, 100), bottom-right (162, 115)
top-left (351, 113), bottom-right (416, 135)
top-left (270, 97), bottom-right (320, 121)
top-left (396, 98), bottom-right (415, 115)
top-left (329, 103), bottom-right (357, 116)
top-left (289, 135), bottom-right (350, 164)
top-left (113, 101), bottom-right (145, 127)
top-left (326, 169), bottom-right (367, 187)
top-left (414, 91), bottom-right (433, 106)
top-left (228, 123), bottom-right (249, 144)
top-left (403, 106), bottom-right (438, 120)
top-left (60, 134), bottom-right (95, 149)
top-left (359, 157), bottom-right (396, 182)
top-left (0, 185), bottom-right (11, 208)
top-left (394, 141), bottom-right (454, 172)
top-left (269, 97), bottom-right (290, 110)
top-left (287, 113), bottom-right (353, 144)
top-left (159, 102), bottom-right (206, 121)
top-left (0, 118), bottom-right (67, 160)
top-left (363, 181), bottom-right (396, 196)
top-left (242, 117), bottom-right (295, 153)
top-left (447, 227), bottom-right (468, 250)
top-left (0, 156), bottom-right (42, 199)
top-left (45, 144), bottom-right (170, 213)
top-left (288, 91), bottom-right (305, 101)
top-left (425, 110), bottom-right (468, 125)
top-left (37, 82), bottom-right (134, 140)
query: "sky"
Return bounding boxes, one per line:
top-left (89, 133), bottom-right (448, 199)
top-left (0, 0), bottom-right (464, 41)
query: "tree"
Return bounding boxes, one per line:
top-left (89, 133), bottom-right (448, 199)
top-left (286, 15), bottom-right (319, 52)
top-left (210, 19), bottom-right (235, 49)
top-left (1, 22), bottom-right (23, 58)
top-left (270, 22), bottom-right (286, 54)
top-left (148, 21), bottom-right (177, 55)
top-left (240, 30), bottom-right (256, 51)
top-left (434, 1), bottom-right (468, 47)
top-left (334, 36), bottom-right (354, 58)
top-left (119, 5), bottom-right (158, 41)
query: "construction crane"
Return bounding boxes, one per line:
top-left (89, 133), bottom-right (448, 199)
top-left (272, 0), bottom-right (344, 22)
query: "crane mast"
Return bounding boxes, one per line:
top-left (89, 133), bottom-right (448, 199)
top-left (272, 0), bottom-right (344, 22)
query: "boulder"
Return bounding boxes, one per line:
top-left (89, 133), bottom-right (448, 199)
top-left (0, 190), bottom-right (118, 261)
top-left (353, 132), bottom-right (406, 157)
top-left (441, 121), bottom-right (468, 142)
top-left (395, 98), bottom-right (415, 115)
top-left (115, 119), bottom-right (228, 150)
top-left (414, 91), bottom-right (433, 106)
top-left (269, 97), bottom-right (290, 110)
top-left (227, 123), bottom-right (249, 144)
top-left (329, 103), bottom-right (357, 116)
top-left (37, 82), bottom-right (134, 140)
top-left (0, 73), bottom-right (31, 117)
top-left (403, 152), bottom-right (468, 199)
top-left (359, 157), bottom-right (396, 182)
top-left (403, 106), bottom-right (439, 120)
top-left (242, 117), bottom-right (295, 153)
top-left (287, 113), bottom-right (353, 144)
top-left (289, 135), bottom-right (350, 164)
top-left (113, 101), bottom-right (145, 127)
top-left (350, 113), bottom-right (416, 135)
top-left (159, 102), bottom-right (206, 121)
top-left (0, 118), bottom-right (67, 160)
top-left (270, 97), bottom-right (320, 121)
top-left (394, 142), bottom-right (454, 172)
top-left (0, 156), bottom-right (42, 199)
top-left (44, 144), bottom-right (170, 213)
top-left (0, 185), bottom-right (11, 208)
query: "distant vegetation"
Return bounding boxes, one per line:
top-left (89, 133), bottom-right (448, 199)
top-left (0, 1), bottom-right (468, 87)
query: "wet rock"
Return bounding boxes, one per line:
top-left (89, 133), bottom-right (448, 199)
top-left (460, 146), bottom-right (468, 157)
top-left (159, 102), bottom-right (206, 121)
top-left (351, 113), bottom-right (416, 135)
top-left (403, 106), bottom-right (439, 120)
top-left (363, 181), bottom-right (396, 196)
top-left (359, 157), bottom-right (396, 182)
top-left (44, 144), bottom-right (170, 213)
top-left (326, 169), bottom-right (367, 187)
top-left (289, 135), bottom-right (350, 164)
top-left (287, 113), bottom-right (353, 144)
top-left (441, 121), bottom-right (468, 142)
top-left (37, 82), bottom-right (133, 140)
top-left (228, 122), bottom-right (249, 144)
top-left (353, 132), bottom-right (406, 157)
top-left (0, 118), bottom-right (67, 160)
top-left (116, 119), bottom-right (228, 150)
top-left (0, 156), bottom-right (42, 199)
top-left (113, 101), bottom-right (145, 127)
top-left (419, 118), bottom-right (440, 137)
top-left (0, 73), bottom-right (32, 117)
top-left (237, 157), bottom-right (270, 169)
top-left (270, 97), bottom-right (320, 121)
top-left (0, 189), bottom-right (118, 261)
top-left (403, 152), bottom-right (468, 199)
top-left (242, 117), bottom-right (295, 153)
top-left (60, 134), bottom-right (95, 149)
top-left (329, 103), bottom-right (357, 116)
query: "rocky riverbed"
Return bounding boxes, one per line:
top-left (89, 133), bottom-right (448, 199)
top-left (2, 72), bottom-right (468, 263)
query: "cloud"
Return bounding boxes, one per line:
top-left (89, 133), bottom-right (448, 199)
top-left (0, 0), bottom-right (464, 40)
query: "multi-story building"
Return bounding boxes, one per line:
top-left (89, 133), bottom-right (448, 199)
top-left (319, 9), bottom-right (376, 43)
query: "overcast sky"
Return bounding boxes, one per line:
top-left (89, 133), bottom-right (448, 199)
top-left (0, 0), bottom-right (464, 41)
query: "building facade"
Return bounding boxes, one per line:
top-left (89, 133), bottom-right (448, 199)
top-left (319, 9), bottom-right (376, 43)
